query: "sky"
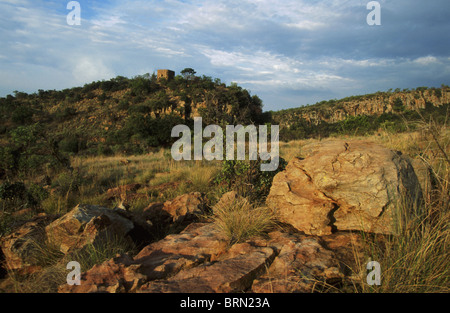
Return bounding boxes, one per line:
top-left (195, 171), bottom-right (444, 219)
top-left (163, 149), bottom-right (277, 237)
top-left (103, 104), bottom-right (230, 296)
top-left (0, 0), bottom-right (449, 111)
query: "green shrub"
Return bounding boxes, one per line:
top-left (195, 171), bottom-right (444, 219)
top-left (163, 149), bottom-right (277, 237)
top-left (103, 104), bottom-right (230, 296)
top-left (59, 136), bottom-right (86, 154)
top-left (12, 106), bottom-right (34, 124)
top-left (393, 97), bottom-right (404, 112)
top-left (0, 181), bottom-right (49, 211)
top-left (214, 157), bottom-right (287, 203)
top-left (54, 106), bottom-right (77, 121)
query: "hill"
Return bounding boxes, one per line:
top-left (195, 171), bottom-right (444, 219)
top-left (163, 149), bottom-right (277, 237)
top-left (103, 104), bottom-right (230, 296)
top-left (271, 86), bottom-right (449, 141)
top-left (0, 71), bottom-right (265, 180)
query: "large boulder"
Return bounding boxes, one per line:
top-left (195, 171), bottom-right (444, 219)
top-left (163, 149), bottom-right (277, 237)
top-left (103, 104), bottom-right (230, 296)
top-left (266, 139), bottom-right (422, 235)
top-left (45, 204), bottom-right (153, 254)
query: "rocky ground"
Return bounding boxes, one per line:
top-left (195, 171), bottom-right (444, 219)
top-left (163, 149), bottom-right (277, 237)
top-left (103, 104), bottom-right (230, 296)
top-left (0, 139), bottom-right (429, 293)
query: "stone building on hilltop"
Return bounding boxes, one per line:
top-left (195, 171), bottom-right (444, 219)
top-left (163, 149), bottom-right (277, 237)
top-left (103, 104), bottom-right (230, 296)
top-left (157, 69), bottom-right (175, 81)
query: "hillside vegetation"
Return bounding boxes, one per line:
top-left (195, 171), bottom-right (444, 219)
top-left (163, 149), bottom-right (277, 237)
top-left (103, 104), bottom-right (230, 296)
top-left (0, 71), bottom-right (265, 181)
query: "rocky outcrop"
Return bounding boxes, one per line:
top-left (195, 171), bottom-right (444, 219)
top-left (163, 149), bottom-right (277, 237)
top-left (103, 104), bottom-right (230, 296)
top-left (266, 139), bottom-right (422, 235)
top-left (58, 222), bottom-right (229, 293)
top-left (0, 192), bottom-right (209, 278)
top-left (252, 231), bottom-right (362, 293)
top-left (273, 88), bottom-right (450, 127)
top-left (0, 215), bottom-right (58, 275)
top-left (139, 243), bottom-right (277, 293)
top-left (59, 222), bottom-right (361, 293)
top-left (45, 204), bottom-right (154, 254)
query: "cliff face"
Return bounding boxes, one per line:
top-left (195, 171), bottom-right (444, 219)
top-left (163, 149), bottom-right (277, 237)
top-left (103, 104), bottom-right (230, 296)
top-left (273, 88), bottom-right (450, 127)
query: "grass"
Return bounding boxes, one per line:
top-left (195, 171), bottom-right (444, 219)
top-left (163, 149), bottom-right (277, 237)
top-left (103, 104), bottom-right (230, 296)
top-left (209, 197), bottom-right (277, 246)
top-left (69, 234), bottom-right (137, 273)
top-left (357, 201), bottom-right (449, 293)
top-left (3, 233), bottom-right (137, 293)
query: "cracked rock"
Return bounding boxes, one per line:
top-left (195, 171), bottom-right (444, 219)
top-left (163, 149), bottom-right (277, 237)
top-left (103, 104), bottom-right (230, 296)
top-left (266, 139), bottom-right (422, 235)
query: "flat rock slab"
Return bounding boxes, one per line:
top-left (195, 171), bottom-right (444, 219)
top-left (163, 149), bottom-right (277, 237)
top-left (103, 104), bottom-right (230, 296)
top-left (139, 245), bottom-right (276, 293)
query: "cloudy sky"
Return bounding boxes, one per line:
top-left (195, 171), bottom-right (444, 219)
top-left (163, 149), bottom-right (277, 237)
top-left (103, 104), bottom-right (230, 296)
top-left (1, 0), bottom-right (449, 111)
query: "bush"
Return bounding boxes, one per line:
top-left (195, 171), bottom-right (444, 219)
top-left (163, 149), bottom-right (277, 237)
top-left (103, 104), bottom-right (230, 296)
top-left (0, 181), bottom-right (27, 201)
top-left (54, 106), bottom-right (77, 121)
top-left (337, 115), bottom-right (374, 135)
top-left (12, 106), bottom-right (34, 124)
top-left (0, 181), bottom-right (49, 211)
top-left (127, 103), bottom-right (152, 115)
top-left (393, 97), bottom-right (404, 112)
top-left (59, 136), bottom-right (86, 154)
top-left (117, 99), bottom-right (129, 111)
top-left (214, 157), bottom-right (287, 203)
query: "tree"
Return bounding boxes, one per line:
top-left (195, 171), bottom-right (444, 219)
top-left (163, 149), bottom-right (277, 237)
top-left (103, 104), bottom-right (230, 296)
top-left (393, 97), bottom-right (404, 112)
top-left (181, 68), bottom-right (197, 81)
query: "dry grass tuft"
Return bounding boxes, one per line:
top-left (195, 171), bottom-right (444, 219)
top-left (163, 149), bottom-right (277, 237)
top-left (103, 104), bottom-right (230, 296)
top-left (210, 197), bottom-right (277, 246)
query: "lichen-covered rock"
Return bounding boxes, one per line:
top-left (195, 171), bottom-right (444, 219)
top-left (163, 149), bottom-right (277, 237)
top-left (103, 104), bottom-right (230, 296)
top-left (251, 230), bottom-right (346, 293)
top-left (45, 204), bottom-right (151, 254)
top-left (266, 140), bottom-right (422, 235)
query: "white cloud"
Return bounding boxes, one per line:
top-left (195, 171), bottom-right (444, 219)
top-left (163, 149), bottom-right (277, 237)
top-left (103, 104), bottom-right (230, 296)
top-left (91, 15), bottom-right (126, 28)
top-left (72, 57), bottom-right (115, 85)
top-left (200, 47), bottom-right (302, 73)
top-left (413, 56), bottom-right (438, 65)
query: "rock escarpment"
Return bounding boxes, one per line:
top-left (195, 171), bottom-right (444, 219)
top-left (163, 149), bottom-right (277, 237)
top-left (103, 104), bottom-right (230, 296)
top-left (273, 88), bottom-right (450, 127)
